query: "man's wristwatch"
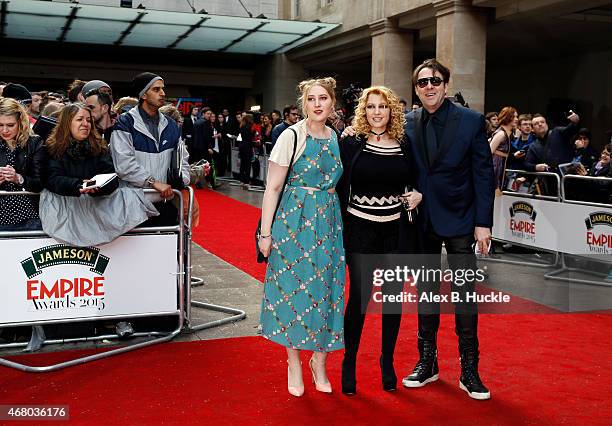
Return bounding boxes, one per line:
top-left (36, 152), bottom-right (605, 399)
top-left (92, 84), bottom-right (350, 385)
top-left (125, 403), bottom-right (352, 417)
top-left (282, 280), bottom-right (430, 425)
top-left (146, 176), bottom-right (156, 187)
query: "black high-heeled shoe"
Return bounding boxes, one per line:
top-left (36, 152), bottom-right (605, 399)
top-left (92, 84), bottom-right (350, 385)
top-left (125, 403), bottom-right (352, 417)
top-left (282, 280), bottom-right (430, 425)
top-left (342, 357), bottom-right (357, 395)
top-left (380, 355), bottom-right (397, 392)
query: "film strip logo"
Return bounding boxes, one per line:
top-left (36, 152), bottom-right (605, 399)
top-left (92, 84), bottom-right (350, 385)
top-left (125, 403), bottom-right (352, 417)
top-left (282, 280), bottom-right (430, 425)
top-left (20, 244), bottom-right (110, 279)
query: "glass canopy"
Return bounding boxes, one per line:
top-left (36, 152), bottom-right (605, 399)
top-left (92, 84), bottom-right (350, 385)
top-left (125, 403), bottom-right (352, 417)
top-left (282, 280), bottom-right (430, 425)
top-left (1, 0), bottom-right (339, 54)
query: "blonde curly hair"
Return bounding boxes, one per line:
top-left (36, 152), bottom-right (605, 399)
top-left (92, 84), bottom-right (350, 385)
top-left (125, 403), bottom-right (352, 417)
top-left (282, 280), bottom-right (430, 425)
top-left (352, 86), bottom-right (405, 141)
top-left (297, 77), bottom-right (336, 119)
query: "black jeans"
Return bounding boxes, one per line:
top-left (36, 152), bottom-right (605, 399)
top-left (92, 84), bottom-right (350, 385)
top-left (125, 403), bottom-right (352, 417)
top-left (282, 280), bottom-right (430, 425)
top-left (239, 153), bottom-right (252, 184)
top-left (344, 215), bottom-right (403, 361)
top-left (418, 229), bottom-right (479, 350)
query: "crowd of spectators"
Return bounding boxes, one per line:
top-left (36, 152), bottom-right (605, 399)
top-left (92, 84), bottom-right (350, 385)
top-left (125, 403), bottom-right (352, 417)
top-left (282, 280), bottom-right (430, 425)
top-left (484, 107), bottom-right (611, 203)
top-left (183, 102), bottom-right (358, 189)
top-left (0, 75), bottom-right (197, 238)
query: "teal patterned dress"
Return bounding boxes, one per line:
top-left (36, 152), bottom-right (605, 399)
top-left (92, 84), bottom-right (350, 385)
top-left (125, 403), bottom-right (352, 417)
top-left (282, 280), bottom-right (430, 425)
top-left (260, 133), bottom-right (345, 352)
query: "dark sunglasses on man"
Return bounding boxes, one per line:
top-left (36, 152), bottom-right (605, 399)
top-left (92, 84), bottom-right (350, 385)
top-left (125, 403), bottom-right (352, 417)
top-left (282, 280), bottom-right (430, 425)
top-left (416, 76), bottom-right (444, 88)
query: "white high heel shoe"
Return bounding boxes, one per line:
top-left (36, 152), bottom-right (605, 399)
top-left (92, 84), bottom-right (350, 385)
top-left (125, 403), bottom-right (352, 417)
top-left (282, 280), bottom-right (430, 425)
top-left (287, 361), bottom-right (304, 397)
top-left (309, 357), bottom-right (332, 394)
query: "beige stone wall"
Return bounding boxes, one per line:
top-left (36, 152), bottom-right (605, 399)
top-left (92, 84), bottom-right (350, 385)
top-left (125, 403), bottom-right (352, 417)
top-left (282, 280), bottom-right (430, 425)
top-left (435, 1), bottom-right (487, 112)
top-left (370, 20), bottom-right (414, 102)
top-left (286, 0), bottom-right (386, 30)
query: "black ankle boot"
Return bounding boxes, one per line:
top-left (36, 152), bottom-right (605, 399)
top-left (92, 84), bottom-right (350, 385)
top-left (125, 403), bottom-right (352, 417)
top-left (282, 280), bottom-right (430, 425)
top-left (459, 347), bottom-right (490, 400)
top-left (342, 356), bottom-right (357, 395)
top-left (380, 355), bottom-right (397, 392)
top-left (402, 337), bottom-right (439, 388)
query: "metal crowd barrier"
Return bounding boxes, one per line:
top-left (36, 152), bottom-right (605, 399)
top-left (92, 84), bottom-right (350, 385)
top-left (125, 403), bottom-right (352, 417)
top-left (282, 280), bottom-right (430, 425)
top-left (0, 189), bottom-right (186, 372)
top-left (485, 170), bottom-right (612, 287)
top-left (228, 142), bottom-right (268, 192)
top-left (183, 186), bottom-right (247, 331)
top-left (482, 170), bottom-right (562, 268)
top-left (0, 185), bottom-right (248, 372)
top-left (502, 169), bottom-right (562, 201)
top-left (544, 174), bottom-right (612, 286)
top-left (217, 134), bottom-right (241, 186)
top-left (560, 174), bottom-right (612, 208)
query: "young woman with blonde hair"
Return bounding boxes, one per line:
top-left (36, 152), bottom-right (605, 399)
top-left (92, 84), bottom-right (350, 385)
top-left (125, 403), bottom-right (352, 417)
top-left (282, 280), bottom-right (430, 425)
top-left (258, 77), bottom-right (345, 397)
top-left (0, 97), bottom-right (46, 231)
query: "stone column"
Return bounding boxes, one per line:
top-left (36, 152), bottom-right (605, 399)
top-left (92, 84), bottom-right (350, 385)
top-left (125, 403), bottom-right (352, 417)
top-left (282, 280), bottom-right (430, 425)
top-left (433, 0), bottom-right (488, 112)
top-left (370, 19), bottom-right (414, 103)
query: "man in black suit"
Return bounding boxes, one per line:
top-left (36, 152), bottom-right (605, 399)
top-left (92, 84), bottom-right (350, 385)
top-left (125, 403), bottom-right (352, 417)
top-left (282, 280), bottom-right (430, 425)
top-left (193, 108), bottom-right (220, 188)
top-left (182, 106), bottom-right (200, 153)
top-left (401, 59), bottom-right (495, 400)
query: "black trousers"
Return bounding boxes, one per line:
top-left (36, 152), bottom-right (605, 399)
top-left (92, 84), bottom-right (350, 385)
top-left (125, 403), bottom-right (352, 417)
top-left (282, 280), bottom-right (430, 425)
top-left (239, 152), bottom-right (252, 184)
top-left (418, 228), bottom-right (479, 351)
top-left (344, 215), bottom-right (403, 361)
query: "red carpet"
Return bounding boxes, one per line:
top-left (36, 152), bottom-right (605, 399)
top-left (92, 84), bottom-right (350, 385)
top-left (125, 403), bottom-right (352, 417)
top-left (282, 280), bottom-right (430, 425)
top-left (2, 313), bottom-right (611, 425)
top-left (192, 188), bottom-right (267, 281)
top-left (1, 188), bottom-right (610, 425)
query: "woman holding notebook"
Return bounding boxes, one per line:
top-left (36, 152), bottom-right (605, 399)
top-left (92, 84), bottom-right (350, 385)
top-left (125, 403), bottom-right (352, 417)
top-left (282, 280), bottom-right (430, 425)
top-left (41, 103), bottom-right (157, 246)
top-left (45, 103), bottom-right (118, 197)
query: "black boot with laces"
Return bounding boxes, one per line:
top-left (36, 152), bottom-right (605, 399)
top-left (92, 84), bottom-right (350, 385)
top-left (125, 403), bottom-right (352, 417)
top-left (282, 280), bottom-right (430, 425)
top-left (402, 337), bottom-right (439, 388)
top-left (459, 347), bottom-right (490, 400)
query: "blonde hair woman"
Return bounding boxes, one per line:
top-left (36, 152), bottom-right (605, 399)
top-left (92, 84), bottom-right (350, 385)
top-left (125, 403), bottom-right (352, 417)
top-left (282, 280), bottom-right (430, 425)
top-left (0, 97), bottom-right (46, 231)
top-left (336, 86), bottom-right (422, 395)
top-left (258, 77), bottom-right (345, 397)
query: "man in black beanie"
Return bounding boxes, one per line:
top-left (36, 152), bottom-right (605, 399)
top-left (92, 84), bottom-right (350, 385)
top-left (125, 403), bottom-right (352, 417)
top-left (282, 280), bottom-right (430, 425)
top-left (110, 72), bottom-right (190, 226)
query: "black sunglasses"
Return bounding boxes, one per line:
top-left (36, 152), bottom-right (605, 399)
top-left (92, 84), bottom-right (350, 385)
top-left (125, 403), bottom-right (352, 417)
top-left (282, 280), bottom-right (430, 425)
top-left (416, 77), bottom-right (444, 88)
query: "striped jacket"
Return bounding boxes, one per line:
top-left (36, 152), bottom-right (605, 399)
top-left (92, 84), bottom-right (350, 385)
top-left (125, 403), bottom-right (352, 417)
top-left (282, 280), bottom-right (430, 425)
top-left (110, 106), bottom-right (189, 201)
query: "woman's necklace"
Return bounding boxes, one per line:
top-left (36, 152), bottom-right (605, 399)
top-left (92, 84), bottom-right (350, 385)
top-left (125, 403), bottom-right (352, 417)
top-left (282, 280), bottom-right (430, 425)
top-left (370, 129), bottom-right (387, 142)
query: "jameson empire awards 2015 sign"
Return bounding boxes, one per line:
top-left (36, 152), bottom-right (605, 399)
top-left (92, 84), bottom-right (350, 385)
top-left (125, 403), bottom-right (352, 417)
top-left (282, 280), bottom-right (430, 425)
top-left (0, 235), bottom-right (179, 326)
top-left (22, 245), bottom-right (109, 312)
top-left (584, 212), bottom-right (612, 254)
top-left (493, 197), bottom-right (612, 255)
top-left (508, 201), bottom-right (537, 243)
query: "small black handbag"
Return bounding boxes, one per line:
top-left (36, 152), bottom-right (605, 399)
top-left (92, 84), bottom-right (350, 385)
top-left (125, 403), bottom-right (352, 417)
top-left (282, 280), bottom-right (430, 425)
top-left (256, 128), bottom-right (297, 263)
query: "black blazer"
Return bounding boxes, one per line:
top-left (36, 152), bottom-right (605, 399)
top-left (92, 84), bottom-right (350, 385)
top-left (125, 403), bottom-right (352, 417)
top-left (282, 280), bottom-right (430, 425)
top-left (0, 135), bottom-right (46, 192)
top-left (182, 116), bottom-right (198, 145)
top-left (404, 100), bottom-right (495, 237)
top-left (45, 145), bottom-right (118, 197)
top-left (193, 119), bottom-right (214, 152)
top-left (238, 127), bottom-right (253, 157)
